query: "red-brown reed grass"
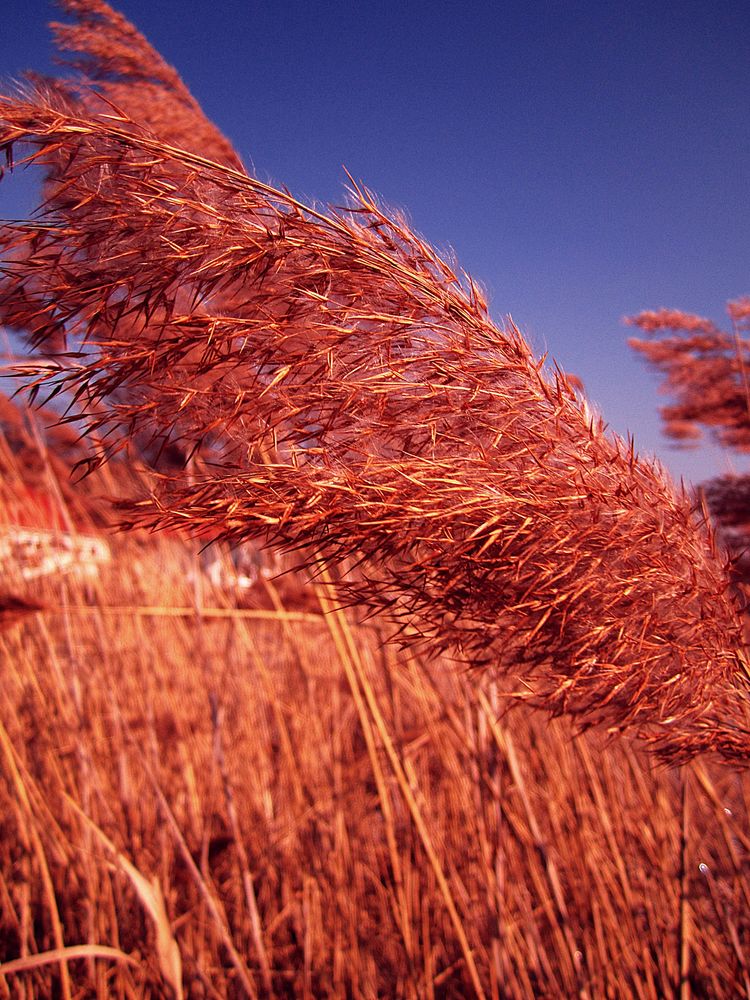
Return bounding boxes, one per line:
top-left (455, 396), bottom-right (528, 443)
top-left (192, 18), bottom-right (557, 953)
top-left (1, 399), bottom-right (750, 997)
top-left (628, 300), bottom-right (750, 452)
top-left (0, 1), bottom-right (748, 764)
top-left (628, 300), bottom-right (750, 595)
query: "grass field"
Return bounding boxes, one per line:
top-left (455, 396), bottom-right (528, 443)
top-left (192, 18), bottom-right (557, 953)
top-left (1, 408), bottom-right (750, 999)
top-left (1, 4), bottom-right (750, 994)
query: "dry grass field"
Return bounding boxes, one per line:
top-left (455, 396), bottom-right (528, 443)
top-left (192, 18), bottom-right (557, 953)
top-left (2, 3), bottom-right (750, 996)
top-left (0, 406), bottom-right (749, 999)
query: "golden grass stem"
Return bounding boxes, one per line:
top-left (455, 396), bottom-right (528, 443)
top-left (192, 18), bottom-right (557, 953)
top-left (0, 945), bottom-right (137, 977)
top-left (210, 696), bottom-right (274, 995)
top-left (312, 570), bottom-right (418, 986)
top-left (59, 604), bottom-right (328, 622)
top-left (316, 563), bottom-right (488, 1000)
top-left (476, 689), bottom-right (584, 996)
top-left (678, 768), bottom-right (692, 1000)
top-left (145, 776), bottom-right (259, 999)
top-left (0, 719), bottom-right (72, 1000)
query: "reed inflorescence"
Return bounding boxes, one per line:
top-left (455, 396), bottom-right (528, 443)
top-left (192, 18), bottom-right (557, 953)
top-left (0, 0), bottom-right (748, 762)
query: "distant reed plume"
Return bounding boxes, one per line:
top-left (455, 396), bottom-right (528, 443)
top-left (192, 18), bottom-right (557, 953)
top-left (628, 300), bottom-right (750, 591)
top-left (1, 0), bottom-right (749, 762)
top-left (628, 299), bottom-right (750, 451)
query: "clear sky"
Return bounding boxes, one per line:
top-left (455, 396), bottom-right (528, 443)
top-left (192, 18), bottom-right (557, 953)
top-left (2, 0), bottom-right (749, 486)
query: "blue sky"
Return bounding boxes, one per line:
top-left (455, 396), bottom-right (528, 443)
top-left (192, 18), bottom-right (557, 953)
top-left (2, 0), bottom-right (749, 485)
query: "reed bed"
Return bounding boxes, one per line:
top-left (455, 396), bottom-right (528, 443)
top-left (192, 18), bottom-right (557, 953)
top-left (0, 400), bottom-right (748, 998)
top-left (1, 4), bottom-right (750, 996)
top-left (0, 449), bottom-right (749, 998)
top-left (1, 1), bottom-right (749, 761)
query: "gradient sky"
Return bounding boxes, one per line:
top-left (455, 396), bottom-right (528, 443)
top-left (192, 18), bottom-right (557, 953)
top-left (2, 0), bottom-right (749, 485)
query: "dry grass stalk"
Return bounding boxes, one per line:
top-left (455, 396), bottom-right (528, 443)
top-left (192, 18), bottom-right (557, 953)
top-left (0, 944), bottom-right (136, 978)
top-left (0, 1), bottom-right (748, 766)
top-left (210, 694), bottom-right (274, 994)
top-left (65, 797), bottom-right (184, 1000)
top-left (315, 560), bottom-right (486, 999)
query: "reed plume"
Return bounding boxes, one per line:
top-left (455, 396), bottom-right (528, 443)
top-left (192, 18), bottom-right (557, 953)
top-left (629, 300), bottom-right (750, 590)
top-left (628, 301), bottom-right (750, 451)
top-left (1, 1), bottom-right (748, 762)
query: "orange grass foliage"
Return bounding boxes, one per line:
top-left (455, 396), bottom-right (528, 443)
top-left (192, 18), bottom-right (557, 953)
top-left (628, 301), bottom-right (750, 453)
top-left (0, 1), bottom-right (749, 763)
top-left (1, 401), bottom-right (750, 997)
top-left (629, 300), bottom-right (750, 592)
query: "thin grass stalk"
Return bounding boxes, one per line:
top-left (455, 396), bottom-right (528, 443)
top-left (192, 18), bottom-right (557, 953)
top-left (60, 797), bottom-right (184, 999)
top-left (476, 689), bottom-right (583, 996)
top-left (312, 568), bottom-right (419, 989)
top-left (0, 945), bottom-right (137, 977)
top-left (136, 761), bottom-right (258, 999)
top-left (0, 719), bottom-right (73, 1000)
top-left (678, 768), bottom-right (692, 1000)
top-left (316, 562), bottom-right (488, 1000)
top-left (209, 695), bottom-right (274, 996)
top-left (242, 640), bottom-right (307, 811)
